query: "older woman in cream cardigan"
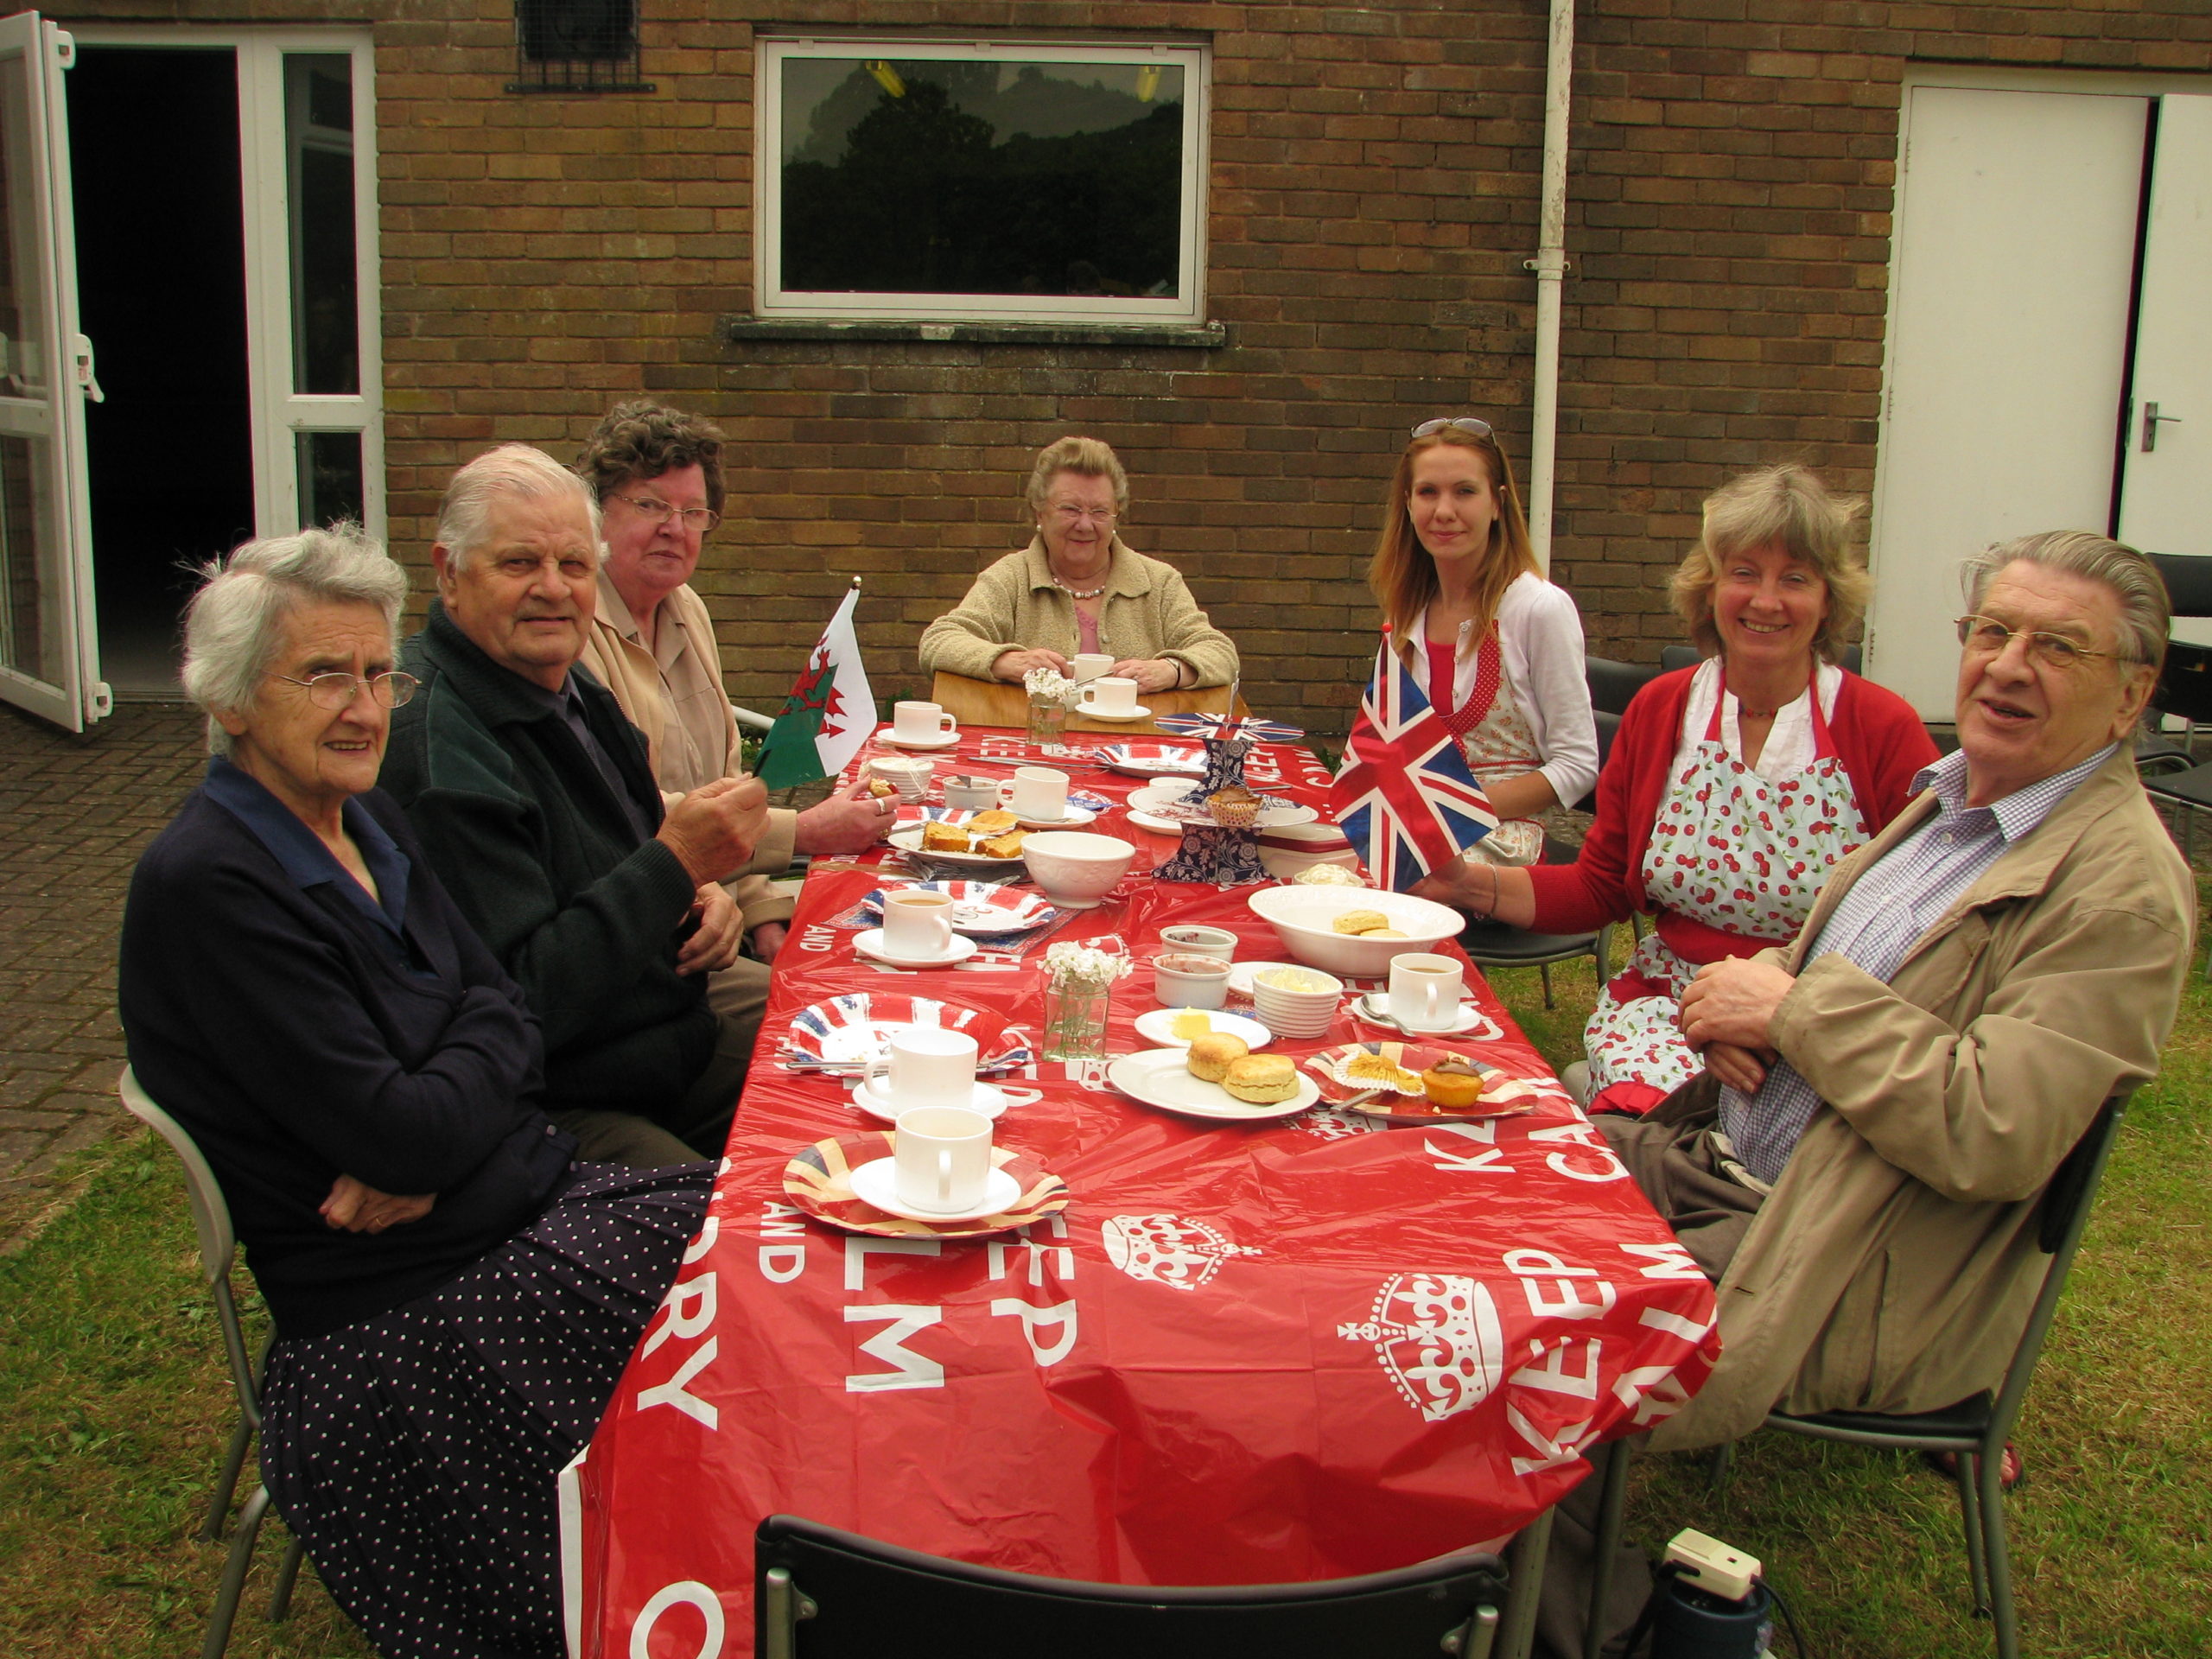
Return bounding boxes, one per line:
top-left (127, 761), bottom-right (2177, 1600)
top-left (918, 436), bottom-right (1239, 693)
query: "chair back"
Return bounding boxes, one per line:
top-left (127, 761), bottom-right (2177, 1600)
top-left (1584, 655), bottom-right (1661, 717)
top-left (118, 1065), bottom-right (236, 1287)
top-left (755, 1513), bottom-right (1505, 1659)
top-left (2150, 641), bottom-right (2212, 727)
top-left (2146, 550), bottom-right (2212, 620)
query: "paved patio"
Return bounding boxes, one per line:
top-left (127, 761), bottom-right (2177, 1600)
top-left (0, 701), bottom-right (204, 1252)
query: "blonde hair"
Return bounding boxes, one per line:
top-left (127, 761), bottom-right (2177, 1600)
top-left (1025, 435), bottom-right (1130, 518)
top-left (1669, 464), bottom-right (1870, 662)
top-left (1367, 425), bottom-right (1537, 659)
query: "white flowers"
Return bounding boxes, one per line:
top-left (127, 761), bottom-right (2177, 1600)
top-left (1039, 939), bottom-right (1131, 988)
top-left (1023, 666), bottom-right (1070, 701)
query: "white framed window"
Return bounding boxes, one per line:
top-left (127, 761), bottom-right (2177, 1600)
top-left (755, 38), bottom-right (1210, 327)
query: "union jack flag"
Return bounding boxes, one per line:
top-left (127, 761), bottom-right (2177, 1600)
top-left (1329, 645), bottom-right (1497, 891)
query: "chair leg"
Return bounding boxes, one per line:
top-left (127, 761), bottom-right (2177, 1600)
top-left (1979, 1451), bottom-right (2020, 1659)
top-left (203, 1484), bottom-right (274, 1659)
top-left (1956, 1448), bottom-right (1991, 1617)
top-left (1539, 963), bottom-right (1557, 1010)
top-left (1707, 1440), bottom-right (1735, 1492)
top-left (1499, 1506), bottom-right (1556, 1659)
top-left (1585, 1441), bottom-right (1633, 1659)
top-left (198, 1415), bottom-right (253, 1543)
top-left (269, 1533), bottom-right (306, 1621)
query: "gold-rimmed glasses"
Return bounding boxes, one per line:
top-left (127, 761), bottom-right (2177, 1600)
top-left (268, 671), bottom-right (421, 710)
top-left (1954, 615), bottom-right (2133, 672)
top-left (613, 493), bottom-right (722, 536)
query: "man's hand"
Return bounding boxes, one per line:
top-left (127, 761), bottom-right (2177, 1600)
top-left (1700, 1040), bottom-right (1772, 1094)
top-left (1111, 658), bottom-right (1181, 694)
top-left (750, 920), bottom-right (790, 963)
top-left (321, 1174), bottom-right (436, 1235)
top-left (658, 774), bottom-right (769, 886)
top-left (992, 646), bottom-right (1070, 683)
top-left (794, 778), bottom-right (896, 857)
top-left (1679, 957), bottom-right (1798, 1054)
top-left (676, 883), bottom-right (744, 976)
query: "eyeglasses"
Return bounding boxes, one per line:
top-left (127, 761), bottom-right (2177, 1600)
top-left (613, 493), bottom-right (721, 536)
top-left (1048, 505), bottom-right (1117, 526)
top-left (269, 671), bottom-right (420, 710)
top-left (1411, 416), bottom-right (1494, 439)
top-left (1954, 615), bottom-right (2133, 672)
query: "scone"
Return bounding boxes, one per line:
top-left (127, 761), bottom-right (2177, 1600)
top-left (969, 809), bottom-right (1020, 835)
top-left (1366, 928), bottom-right (1408, 939)
top-left (1222, 1053), bottom-right (1299, 1103)
top-left (920, 820), bottom-right (971, 852)
top-left (1332, 908), bottom-right (1390, 936)
top-left (1421, 1056), bottom-right (1486, 1110)
top-left (976, 830), bottom-right (1027, 858)
top-left (1185, 1033), bottom-right (1250, 1083)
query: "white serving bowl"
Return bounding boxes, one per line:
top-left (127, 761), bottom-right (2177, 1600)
top-left (1245, 885), bottom-right (1465, 978)
top-left (1020, 831), bottom-right (1136, 910)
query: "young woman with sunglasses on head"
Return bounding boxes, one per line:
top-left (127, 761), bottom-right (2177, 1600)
top-left (1367, 416), bottom-right (1600, 868)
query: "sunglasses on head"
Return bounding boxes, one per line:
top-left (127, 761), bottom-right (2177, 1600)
top-left (1411, 416), bottom-right (1494, 439)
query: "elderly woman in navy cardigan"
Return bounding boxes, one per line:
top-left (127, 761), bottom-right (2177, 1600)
top-left (118, 525), bottom-right (709, 1659)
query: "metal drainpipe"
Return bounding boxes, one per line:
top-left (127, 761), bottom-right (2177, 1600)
top-left (1525, 0), bottom-right (1576, 573)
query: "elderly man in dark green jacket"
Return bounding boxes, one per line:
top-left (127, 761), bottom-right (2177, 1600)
top-left (381, 443), bottom-right (769, 1164)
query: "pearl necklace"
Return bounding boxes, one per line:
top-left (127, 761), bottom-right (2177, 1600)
top-left (1049, 571), bottom-right (1109, 601)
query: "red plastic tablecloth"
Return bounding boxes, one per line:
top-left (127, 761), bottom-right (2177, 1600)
top-left (565, 729), bottom-right (1719, 1659)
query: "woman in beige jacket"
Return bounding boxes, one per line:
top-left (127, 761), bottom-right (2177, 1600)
top-left (918, 436), bottom-right (1239, 692)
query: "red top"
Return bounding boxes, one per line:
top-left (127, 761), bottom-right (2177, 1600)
top-left (1424, 628), bottom-right (1503, 739)
top-left (1524, 664), bottom-right (1939, 938)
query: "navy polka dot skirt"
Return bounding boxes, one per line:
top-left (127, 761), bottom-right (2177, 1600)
top-left (258, 1160), bottom-right (715, 1659)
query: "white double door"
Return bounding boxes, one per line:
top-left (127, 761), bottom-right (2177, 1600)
top-left (1867, 77), bottom-right (2212, 715)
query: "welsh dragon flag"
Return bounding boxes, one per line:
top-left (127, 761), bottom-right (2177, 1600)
top-left (1328, 643), bottom-right (1497, 891)
top-left (756, 581), bottom-right (875, 788)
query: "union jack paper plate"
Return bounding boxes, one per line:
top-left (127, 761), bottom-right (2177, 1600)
top-left (1096, 742), bottom-right (1206, 778)
top-left (859, 880), bottom-right (1062, 936)
top-left (1153, 712), bottom-right (1306, 743)
top-left (779, 992), bottom-right (1036, 1075)
top-left (1300, 1041), bottom-right (1545, 1122)
top-left (783, 1132), bottom-right (1071, 1239)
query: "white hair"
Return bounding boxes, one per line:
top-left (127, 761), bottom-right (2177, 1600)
top-left (436, 442), bottom-right (601, 572)
top-left (180, 524), bottom-right (409, 756)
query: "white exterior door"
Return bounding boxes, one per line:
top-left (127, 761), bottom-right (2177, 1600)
top-left (0, 12), bottom-right (102, 731)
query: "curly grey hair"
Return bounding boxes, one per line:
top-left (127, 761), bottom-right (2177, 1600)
top-left (180, 523), bottom-right (409, 756)
top-left (436, 442), bottom-right (601, 573)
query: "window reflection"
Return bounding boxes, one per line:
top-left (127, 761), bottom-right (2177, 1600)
top-left (285, 54), bottom-right (358, 396)
top-left (296, 429), bottom-right (364, 527)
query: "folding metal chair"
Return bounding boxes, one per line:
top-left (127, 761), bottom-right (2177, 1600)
top-left (755, 1511), bottom-right (1511, 1659)
top-left (1585, 1095), bottom-right (2130, 1659)
top-left (117, 1067), bottom-right (308, 1659)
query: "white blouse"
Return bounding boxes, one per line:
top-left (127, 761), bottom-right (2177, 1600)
top-left (1677, 657), bottom-right (1846, 783)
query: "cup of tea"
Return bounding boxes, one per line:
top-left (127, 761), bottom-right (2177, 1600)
top-left (1387, 953), bottom-right (1465, 1032)
top-left (892, 1104), bottom-right (995, 1213)
top-left (880, 889), bottom-right (956, 958)
top-left (864, 1026), bottom-right (981, 1109)
top-left (1001, 766), bottom-right (1070, 821)
top-left (892, 701), bottom-right (957, 744)
top-left (1069, 652), bottom-right (1116, 683)
top-left (1077, 677), bottom-right (1141, 718)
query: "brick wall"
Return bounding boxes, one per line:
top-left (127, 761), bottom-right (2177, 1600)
top-left (56, 0), bottom-right (2212, 733)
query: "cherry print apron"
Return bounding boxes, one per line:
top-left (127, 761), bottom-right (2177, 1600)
top-left (1584, 673), bottom-right (1869, 1097)
top-left (1427, 629), bottom-right (1545, 868)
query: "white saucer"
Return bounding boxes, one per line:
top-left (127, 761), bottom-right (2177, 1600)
top-left (1006, 803), bottom-right (1099, 830)
top-left (849, 1160), bottom-right (1025, 1224)
top-left (1077, 705), bottom-right (1151, 721)
top-left (1352, 993), bottom-right (1503, 1039)
top-left (879, 728), bottom-right (963, 751)
top-left (1125, 808), bottom-right (1183, 835)
top-left (849, 1076), bottom-right (1028, 1122)
top-left (854, 929), bottom-right (980, 969)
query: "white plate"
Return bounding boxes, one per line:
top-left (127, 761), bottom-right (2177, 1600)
top-left (1076, 704), bottom-right (1151, 721)
top-left (1132, 1008), bottom-right (1273, 1050)
top-left (849, 1160), bottom-right (1026, 1224)
top-left (886, 825), bottom-right (1028, 871)
top-left (1007, 803), bottom-right (1099, 831)
top-left (854, 929), bottom-right (980, 969)
top-left (1107, 1048), bottom-right (1319, 1122)
top-left (1125, 809), bottom-right (1184, 835)
top-left (849, 1076), bottom-right (1033, 1122)
top-left (1351, 993), bottom-right (1504, 1040)
top-left (1125, 781), bottom-right (1317, 830)
top-left (877, 728), bottom-right (963, 751)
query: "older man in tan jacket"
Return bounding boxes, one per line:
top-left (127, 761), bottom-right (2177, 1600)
top-left (1598, 530), bottom-right (2193, 1455)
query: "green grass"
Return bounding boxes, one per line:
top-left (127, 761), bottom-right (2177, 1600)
top-left (2, 935), bottom-right (2204, 1656)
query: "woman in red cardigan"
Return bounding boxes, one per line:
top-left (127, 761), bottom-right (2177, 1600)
top-left (1416, 466), bottom-right (1936, 1111)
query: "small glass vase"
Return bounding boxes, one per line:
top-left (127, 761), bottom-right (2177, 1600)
top-left (1027, 692), bottom-right (1068, 751)
top-left (1041, 977), bottom-right (1114, 1060)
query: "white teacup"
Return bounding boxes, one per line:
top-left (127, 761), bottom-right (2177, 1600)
top-left (865, 1027), bottom-right (981, 1109)
top-left (1069, 652), bottom-right (1116, 683)
top-left (893, 1103), bottom-right (994, 1214)
top-left (892, 701), bottom-right (957, 744)
top-left (1388, 953), bottom-right (1465, 1032)
top-left (881, 889), bottom-right (957, 958)
top-left (1160, 924), bottom-right (1237, 962)
top-left (1077, 676), bottom-right (1141, 717)
top-left (1154, 952), bottom-right (1231, 1010)
top-left (1001, 766), bottom-right (1070, 821)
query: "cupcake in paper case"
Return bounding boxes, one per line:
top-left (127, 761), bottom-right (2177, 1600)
top-left (1205, 784), bottom-right (1262, 827)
